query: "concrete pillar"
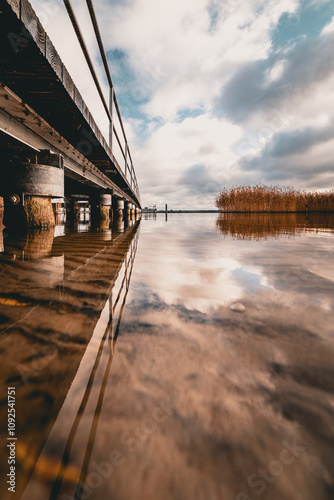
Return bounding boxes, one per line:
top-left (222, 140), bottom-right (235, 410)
top-left (66, 197), bottom-right (81, 224)
top-left (53, 201), bottom-right (60, 224)
top-left (129, 203), bottom-right (135, 219)
top-left (124, 200), bottom-right (130, 220)
top-left (100, 228), bottom-right (112, 241)
top-left (116, 199), bottom-right (124, 220)
top-left (2, 151), bottom-right (64, 229)
top-left (52, 199), bottom-right (64, 225)
top-left (100, 194), bottom-right (112, 223)
top-left (87, 203), bottom-right (90, 221)
top-left (89, 192), bottom-right (100, 226)
top-left (90, 192), bottom-right (113, 227)
top-left (114, 220), bottom-right (124, 233)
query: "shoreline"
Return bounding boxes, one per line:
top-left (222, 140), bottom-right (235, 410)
top-left (144, 210), bottom-right (334, 214)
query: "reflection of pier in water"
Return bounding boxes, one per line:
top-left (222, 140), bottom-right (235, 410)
top-left (0, 221), bottom-right (139, 500)
top-left (216, 212), bottom-right (334, 240)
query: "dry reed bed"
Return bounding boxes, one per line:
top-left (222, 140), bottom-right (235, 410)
top-left (215, 185), bottom-right (334, 212)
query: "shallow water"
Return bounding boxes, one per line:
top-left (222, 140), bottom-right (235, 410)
top-left (0, 213), bottom-right (334, 500)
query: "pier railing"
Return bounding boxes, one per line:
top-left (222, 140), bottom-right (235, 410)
top-left (63, 0), bottom-right (139, 203)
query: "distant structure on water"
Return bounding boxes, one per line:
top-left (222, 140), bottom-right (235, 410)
top-left (142, 203), bottom-right (220, 214)
top-left (142, 205), bottom-right (157, 213)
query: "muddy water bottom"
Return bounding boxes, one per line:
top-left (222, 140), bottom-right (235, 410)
top-left (0, 213), bottom-right (334, 500)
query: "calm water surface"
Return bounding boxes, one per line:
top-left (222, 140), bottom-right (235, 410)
top-left (0, 213), bottom-right (334, 500)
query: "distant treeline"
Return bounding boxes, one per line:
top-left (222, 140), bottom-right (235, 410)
top-left (215, 185), bottom-right (334, 212)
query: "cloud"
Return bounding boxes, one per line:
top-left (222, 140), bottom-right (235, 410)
top-left (266, 123), bottom-right (334, 157)
top-left (214, 30), bottom-right (334, 123)
top-left (241, 136), bottom-right (334, 186)
top-left (322, 15), bottom-right (334, 34)
top-left (179, 165), bottom-right (220, 195)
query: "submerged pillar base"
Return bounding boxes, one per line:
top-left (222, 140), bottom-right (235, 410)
top-left (100, 205), bottom-right (109, 221)
top-left (4, 195), bottom-right (56, 228)
top-left (114, 199), bottom-right (124, 221)
top-left (100, 194), bottom-right (112, 222)
top-left (90, 193), bottom-right (112, 226)
top-left (2, 151), bottom-right (64, 229)
top-left (23, 196), bottom-right (55, 228)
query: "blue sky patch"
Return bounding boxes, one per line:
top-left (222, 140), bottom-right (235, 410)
top-left (271, 0), bottom-right (334, 50)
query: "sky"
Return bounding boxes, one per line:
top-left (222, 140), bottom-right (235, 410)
top-left (29, 0), bottom-right (334, 209)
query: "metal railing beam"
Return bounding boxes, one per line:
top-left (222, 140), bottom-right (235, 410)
top-left (63, 0), bottom-right (112, 123)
